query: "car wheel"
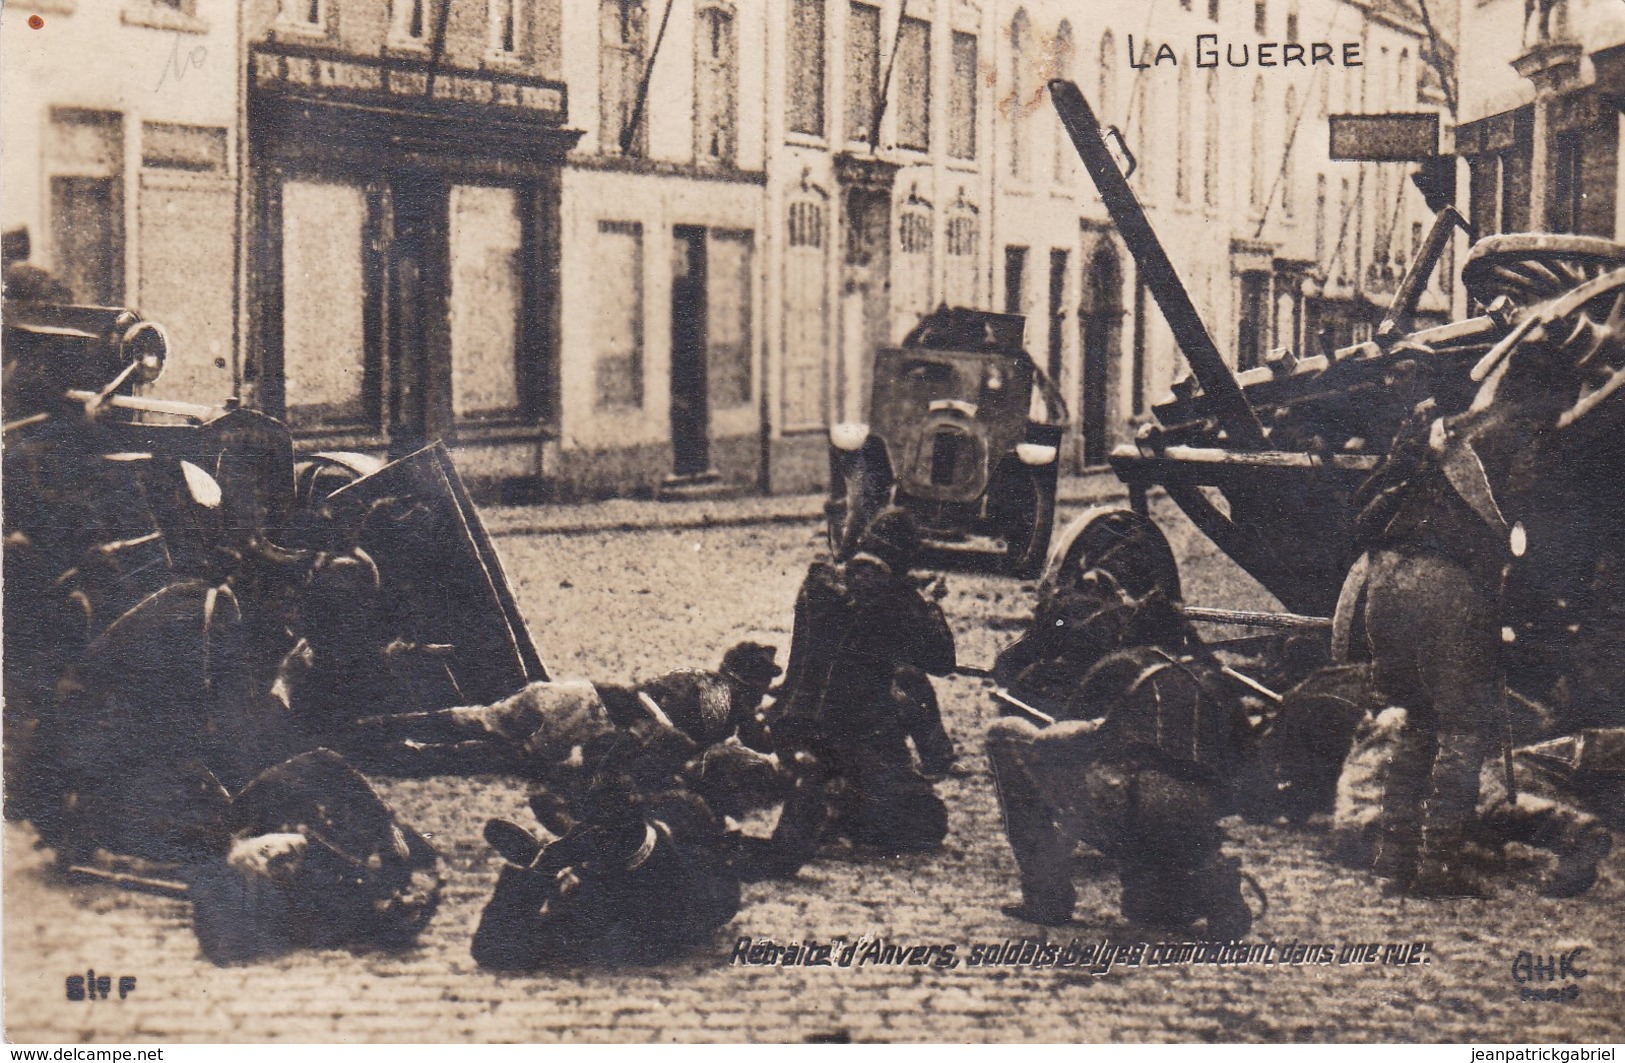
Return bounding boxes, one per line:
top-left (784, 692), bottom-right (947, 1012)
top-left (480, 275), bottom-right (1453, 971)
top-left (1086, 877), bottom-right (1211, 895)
top-left (998, 470), bottom-right (1055, 580)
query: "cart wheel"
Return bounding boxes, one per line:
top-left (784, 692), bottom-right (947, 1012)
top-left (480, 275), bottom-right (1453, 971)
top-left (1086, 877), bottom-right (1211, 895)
top-left (1461, 234), bottom-right (1625, 311)
top-left (825, 458), bottom-right (890, 560)
top-left (998, 470), bottom-right (1055, 580)
top-left (1046, 507), bottom-right (1181, 604)
top-left (284, 452), bottom-right (386, 552)
top-left (293, 452), bottom-right (386, 510)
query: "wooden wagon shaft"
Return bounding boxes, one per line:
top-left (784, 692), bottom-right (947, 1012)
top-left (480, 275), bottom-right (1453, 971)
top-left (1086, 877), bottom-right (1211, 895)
top-left (1123, 445), bottom-right (1383, 473)
top-left (1049, 79), bottom-right (1267, 450)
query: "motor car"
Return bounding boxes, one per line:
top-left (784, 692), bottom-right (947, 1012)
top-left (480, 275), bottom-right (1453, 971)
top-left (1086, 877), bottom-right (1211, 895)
top-left (825, 306), bottom-right (1067, 577)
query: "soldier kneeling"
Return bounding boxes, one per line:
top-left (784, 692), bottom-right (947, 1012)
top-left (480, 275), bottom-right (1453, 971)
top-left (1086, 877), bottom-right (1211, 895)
top-left (988, 646), bottom-right (1256, 939)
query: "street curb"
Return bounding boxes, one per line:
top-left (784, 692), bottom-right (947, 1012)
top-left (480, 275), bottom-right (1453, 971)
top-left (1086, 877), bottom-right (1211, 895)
top-left (482, 472), bottom-right (1130, 538)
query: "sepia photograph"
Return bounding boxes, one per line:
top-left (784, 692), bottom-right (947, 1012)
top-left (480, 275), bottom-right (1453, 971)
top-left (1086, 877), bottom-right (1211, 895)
top-left (2, 0), bottom-right (1623, 1044)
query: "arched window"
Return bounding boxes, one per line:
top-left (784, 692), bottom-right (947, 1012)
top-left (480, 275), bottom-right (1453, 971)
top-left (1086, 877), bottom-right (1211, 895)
top-left (1250, 77), bottom-right (1266, 209)
top-left (895, 195), bottom-right (935, 333)
top-left (783, 192), bottom-right (829, 428)
top-left (1204, 68), bottom-right (1219, 207)
top-left (1176, 61), bottom-right (1191, 201)
top-left (1053, 20), bottom-right (1075, 184)
top-left (945, 197), bottom-right (980, 308)
top-left (1010, 10), bottom-right (1031, 181)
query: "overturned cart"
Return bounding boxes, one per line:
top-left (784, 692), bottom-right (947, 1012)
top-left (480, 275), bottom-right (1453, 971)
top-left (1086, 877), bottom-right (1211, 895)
top-left (1043, 79), bottom-right (1625, 643)
top-left (980, 84), bottom-right (1625, 893)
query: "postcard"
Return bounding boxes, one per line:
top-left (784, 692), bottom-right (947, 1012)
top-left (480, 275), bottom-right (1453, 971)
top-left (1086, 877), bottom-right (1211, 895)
top-left (3, 0), bottom-right (1623, 1045)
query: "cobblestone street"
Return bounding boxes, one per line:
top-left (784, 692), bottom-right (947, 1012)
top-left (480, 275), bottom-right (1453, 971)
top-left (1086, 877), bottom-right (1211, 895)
top-left (5, 492), bottom-right (1623, 1043)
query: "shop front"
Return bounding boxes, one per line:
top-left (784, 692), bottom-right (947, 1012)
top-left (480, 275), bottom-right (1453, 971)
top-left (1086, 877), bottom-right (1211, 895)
top-left (247, 43), bottom-right (579, 491)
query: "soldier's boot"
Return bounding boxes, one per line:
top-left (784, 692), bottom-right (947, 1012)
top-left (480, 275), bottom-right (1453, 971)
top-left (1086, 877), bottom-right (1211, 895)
top-left (1409, 732), bottom-right (1493, 899)
top-left (1118, 860), bottom-right (1201, 928)
top-left (1371, 817), bottom-right (1422, 883)
top-left (1001, 879), bottom-right (1076, 927)
top-left (1201, 855), bottom-right (1255, 941)
top-left (1542, 821), bottom-right (1614, 899)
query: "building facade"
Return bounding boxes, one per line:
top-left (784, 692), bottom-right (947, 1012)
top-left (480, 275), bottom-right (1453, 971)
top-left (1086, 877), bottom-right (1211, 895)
top-left (988, 0), bottom-right (1450, 471)
top-left (2, 0), bottom-right (242, 405)
top-left (759, 0), bottom-right (999, 491)
top-left (1455, 0), bottom-right (1625, 244)
top-left (4, 0), bottom-right (1462, 498)
top-left (238, 0), bottom-right (578, 493)
top-left (553, 0), bottom-right (769, 497)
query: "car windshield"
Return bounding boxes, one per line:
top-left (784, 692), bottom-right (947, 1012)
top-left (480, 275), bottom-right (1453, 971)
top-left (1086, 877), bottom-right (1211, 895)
top-left (898, 358), bottom-right (965, 403)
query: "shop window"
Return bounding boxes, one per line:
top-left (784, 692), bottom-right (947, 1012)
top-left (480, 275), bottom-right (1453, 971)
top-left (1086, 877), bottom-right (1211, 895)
top-left (949, 31), bottom-right (978, 160)
top-left (281, 179), bottom-right (370, 428)
top-left (601, 0), bottom-right (648, 156)
top-left (783, 197), bottom-right (828, 428)
top-left (47, 108), bottom-right (124, 306)
top-left (594, 221), bottom-right (644, 409)
top-left (788, 0), bottom-right (826, 138)
top-left (1052, 22), bottom-right (1074, 183)
top-left (449, 185), bottom-right (524, 421)
top-left (944, 204), bottom-right (978, 307)
top-left (896, 16), bottom-right (931, 153)
top-left (1009, 11), bottom-right (1030, 180)
top-left (708, 229), bottom-right (753, 409)
top-left (846, 3), bottom-right (881, 144)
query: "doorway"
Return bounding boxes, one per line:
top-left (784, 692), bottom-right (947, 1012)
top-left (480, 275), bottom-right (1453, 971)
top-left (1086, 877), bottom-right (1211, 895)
top-left (671, 225), bottom-right (710, 477)
top-left (387, 172), bottom-right (451, 451)
top-left (1079, 242), bottom-right (1122, 466)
